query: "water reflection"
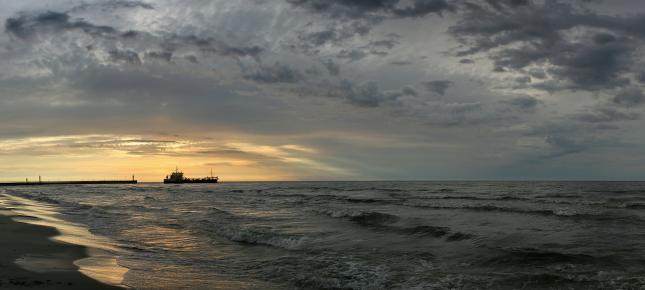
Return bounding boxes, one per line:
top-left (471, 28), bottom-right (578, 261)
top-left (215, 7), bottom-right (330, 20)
top-left (0, 193), bottom-right (129, 288)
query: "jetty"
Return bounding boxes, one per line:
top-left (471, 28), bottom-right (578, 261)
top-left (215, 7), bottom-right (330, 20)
top-left (0, 176), bottom-right (138, 187)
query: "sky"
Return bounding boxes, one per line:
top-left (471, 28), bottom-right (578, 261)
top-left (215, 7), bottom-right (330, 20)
top-left (1, 0), bottom-right (645, 181)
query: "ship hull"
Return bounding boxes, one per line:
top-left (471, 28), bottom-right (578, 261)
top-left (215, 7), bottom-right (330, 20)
top-left (163, 179), bottom-right (218, 184)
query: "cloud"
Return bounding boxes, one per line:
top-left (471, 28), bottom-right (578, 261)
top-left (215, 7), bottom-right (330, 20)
top-left (423, 80), bottom-right (453, 96)
top-left (572, 107), bottom-right (640, 123)
top-left (144, 51), bottom-right (173, 62)
top-left (612, 86), bottom-right (645, 107)
top-left (68, 0), bottom-right (154, 12)
top-left (504, 96), bottom-right (539, 112)
top-left (109, 49), bottom-right (141, 65)
top-left (286, 0), bottom-right (452, 54)
top-left (449, 0), bottom-right (645, 92)
top-left (390, 60), bottom-right (413, 66)
top-left (5, 10), bottom-right (265, 68)
top-left (392, 0), bottom-right (451, 17)
top-left (321, 59), bottom-right (340, 76)
top-left (337, 80), bottom-right (396, 107)
top-left (286, 0), bottom-right (451, 19)
top-left (5, 11), bottom-right (117, 39)
top-left (244, 62), bottom-right (302, 83)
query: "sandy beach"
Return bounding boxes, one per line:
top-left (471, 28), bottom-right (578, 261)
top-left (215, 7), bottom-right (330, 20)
top-left (0, 214), bottom-right (122, 289)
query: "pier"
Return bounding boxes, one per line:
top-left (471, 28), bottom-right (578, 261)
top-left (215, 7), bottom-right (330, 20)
top-left (0, 180), bottom-right (138, 186)
top-left (0, 176), bottom-right (138, 186)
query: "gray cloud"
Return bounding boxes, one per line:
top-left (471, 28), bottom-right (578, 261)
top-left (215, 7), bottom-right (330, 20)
top-left (286, 0), bottom-right (451, 19)
top-left (423, 80), bottom-right (453, 96)
top-left (572, 107), bottom-right (640, 123)
top-left (144, 51), bottom-right (173, 62)
top-left (67, 0), bottom-right (154, 12)
top-left (109, 49), bottom-right (141, 65)
top-left (244, 63), bottom-right (302, 84)
top-left (5, 11), bottom-right (117, 39)
top-left (450, 1), bottom-right (645, 92)
top-left (612, 86), bottom-right (645, 107)
top-left (504, 96), bottom-right (539, 112)
top-left (321, 59), bottom-right (340, 76)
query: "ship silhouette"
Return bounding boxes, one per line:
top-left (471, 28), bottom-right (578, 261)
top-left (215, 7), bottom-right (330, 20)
top-left (164, 168), bottom-right (218, 184)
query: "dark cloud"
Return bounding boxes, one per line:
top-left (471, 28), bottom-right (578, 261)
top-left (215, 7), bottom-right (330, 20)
top-left (293, 21), bottom-right (373, 55)
top-left (287, 0), bottom-right (451, 19)
top-left (423, 80), bottom-right (453, 96)
top-left (169, 35), bottom-right (264, 60)
top-left (572, 107), bottom-right (639, 123)
top-left (336, 49), bottom-right (368, 61)
top-left (245, 63), bottom-right (302, 83)
top-left (338, 80), bottom-right (392, 107)
top-left (184, 55), bottom-right (199, 64)
top-left (287, 0), bottom-right (452, 53)
top-left (505, 96), bottom-right (539, 112)
top-left (321, 59), bottom-right (340, 76)
top-left (637, 71), bottom-right (645, 84)
top-left (5, 10), bottom-right (264, 67)
top-left (369, 39), bottom-right (399, 50)
top-left (332, 80), bottom-right (419, 107)
top-left (612, 87), bottom-right (645, 107)
top-left (543, 134), bottom-right (587, 158)
top-left (390, 60), bottom-right (413, 66)
top-left (5, 11), bottom-right (117, 39)
top-left (392, 0), bottom-right (451, 17)
top-left (109, 49), bottom-right (141, 65)
top-left (144, 51), bottom-right (173, 62)
top-left (449, 0), bottom-right (645, 92)
top-left (68, 0), bottom-right (154, 12)
top-left (528, 68), bottom-right (546, 79)
top-left (520, 120), bottom-right (619, 159)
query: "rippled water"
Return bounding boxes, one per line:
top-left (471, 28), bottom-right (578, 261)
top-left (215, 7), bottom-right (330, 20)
top-left (3, 181), bottom-right (645, 289)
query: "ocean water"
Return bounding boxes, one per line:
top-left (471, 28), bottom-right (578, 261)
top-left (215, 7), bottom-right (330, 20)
top-left (2, 181), bottom-right (645, 289)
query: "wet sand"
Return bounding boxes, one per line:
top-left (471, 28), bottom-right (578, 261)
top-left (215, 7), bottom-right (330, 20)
top-left (0, 215), bottom-right (123, 289)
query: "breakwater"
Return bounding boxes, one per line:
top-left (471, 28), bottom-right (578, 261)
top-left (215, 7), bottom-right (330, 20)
top-left (0, 180), bottom-right (137, 186)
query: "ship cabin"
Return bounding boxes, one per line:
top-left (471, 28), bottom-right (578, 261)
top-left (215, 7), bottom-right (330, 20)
top-left (164, 168), bottom-right (184, 183)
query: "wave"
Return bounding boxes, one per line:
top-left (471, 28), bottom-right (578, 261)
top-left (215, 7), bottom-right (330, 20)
top-left (202, 207), bottom-right (307, 250)
top-left (624, 203), bottom-right (645, 209)
top-left (401, 225), bottom-right (449, 237)
top-left (405, 202), bottom-right (606, 218)
top-left (344, 197), bottom-right (400, 204)
top-left (446, 232), bottom-right (473, 241)
top-left (314, 209), bottom-right (400, 227)
top-left (349, 212), bottom-right (400, 226)
top-left (143, 196), bottom-right (157, 201)
top-left (415, 195), bottom-right (529, 202)
top-left (314, 208), bottom-right (474, 241)
top-left (533, 194), bottom-right (582, 199)
top-left (214, 226), bottom-right (307, 250)
top-left (482, 248), bottom-right (599, 266)
top-left (282, 253), bottom-right (392, 290)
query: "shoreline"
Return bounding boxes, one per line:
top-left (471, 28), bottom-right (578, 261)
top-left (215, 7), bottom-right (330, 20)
top-left (0, 213), bottom-right (124, 289)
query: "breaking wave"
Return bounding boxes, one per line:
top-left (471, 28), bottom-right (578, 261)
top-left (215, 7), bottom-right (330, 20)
top-left (214, 226), bottom-right (307, 250)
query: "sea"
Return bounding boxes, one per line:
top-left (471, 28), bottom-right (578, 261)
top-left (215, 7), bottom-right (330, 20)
top-left (2, 181), bottom-right (645, 290)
